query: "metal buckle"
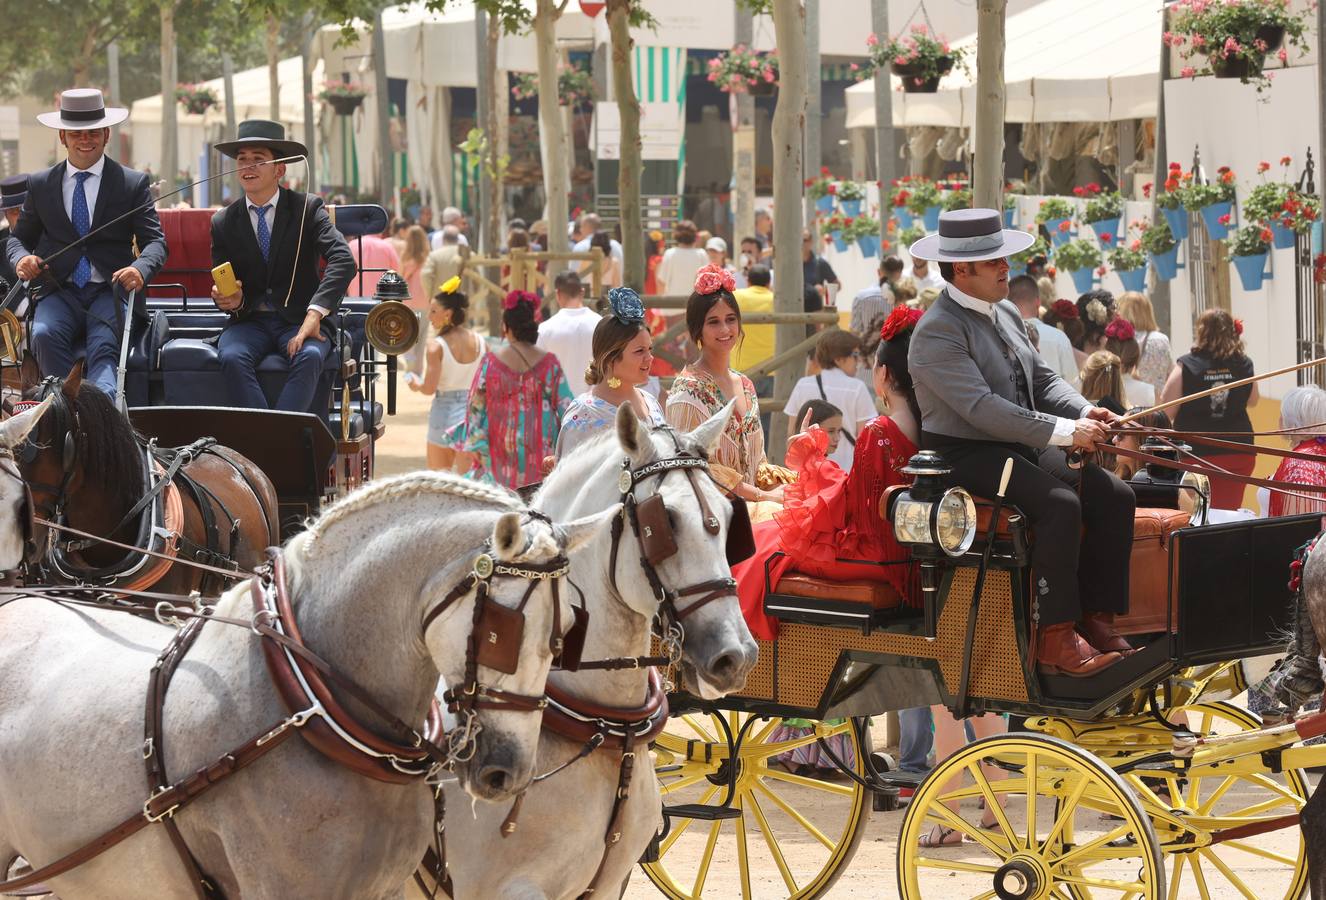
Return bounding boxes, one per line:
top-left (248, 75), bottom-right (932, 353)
top-left (250, 607), bottom-right (278, 635)
top-left (143, 786), bottom-right (179, 823)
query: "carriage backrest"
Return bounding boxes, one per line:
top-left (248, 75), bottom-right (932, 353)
top-left (150, 208), bottom-right (215, 298)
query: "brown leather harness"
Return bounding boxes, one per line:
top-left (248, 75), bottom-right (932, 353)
top-left (0, 532), bottom-right (572, 899)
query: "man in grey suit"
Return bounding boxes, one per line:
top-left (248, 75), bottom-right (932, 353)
top-left (908, 209), bottom-right (1135, 677)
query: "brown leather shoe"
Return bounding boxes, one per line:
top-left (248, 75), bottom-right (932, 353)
top-left (1078, 613), bottom-right (1137, 656)
top-left (1037, 622), bottom-right (1122, 677)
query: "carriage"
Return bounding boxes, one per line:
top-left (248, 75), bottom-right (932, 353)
top-left (644, 451), bottom-right (1323, 899)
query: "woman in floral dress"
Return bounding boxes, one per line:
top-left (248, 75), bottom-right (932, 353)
top-left (461, 290), bottom-right (574, 490)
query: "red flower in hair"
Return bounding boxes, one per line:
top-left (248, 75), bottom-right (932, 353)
top-left (1234, 317), bottom-right (1244, 335)
top-left (880, 304), bottom-right (923, 342)
top-left (694, 263), bottom-right (737, 296)
top-left (1051, 299), bottom-right (1079, 320)
top-left (503, 289), bottom-right (539, 311)
top-left (1104, 318), bottom-right (1135, 342)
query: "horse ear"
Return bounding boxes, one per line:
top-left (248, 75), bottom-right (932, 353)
top-left (62, 364), bottom-right (81, 401)
top-left (615, 402), bottom-right (653, 463)
top-left (558, 507), bottom-right (617, 554)
top-left (688, 400), bottom-right (736, 456)
top-left (491, 512), bottom-right (524, 561)
top-left (0, 395), bottom-right (52, 447)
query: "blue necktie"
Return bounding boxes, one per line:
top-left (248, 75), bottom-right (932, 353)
top-left (255, 203), bottom-right (273, 261)
top-left (71, 171), bottom-right (92, 288)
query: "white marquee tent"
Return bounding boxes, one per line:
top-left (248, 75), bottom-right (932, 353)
top-left (845, 0), bottom-right (1163, 129)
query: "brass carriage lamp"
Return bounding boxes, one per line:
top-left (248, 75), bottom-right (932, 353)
top-left (892, 451), bottom-right (978, 558)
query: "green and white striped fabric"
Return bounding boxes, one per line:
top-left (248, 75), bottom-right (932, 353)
top-left (632, 46), bottom-right (688, 194)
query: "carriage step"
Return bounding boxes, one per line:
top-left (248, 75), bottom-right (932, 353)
top-left (663, 803), bottom-right (743, 821)
top-left (874, 770), bottom-right (925, 789)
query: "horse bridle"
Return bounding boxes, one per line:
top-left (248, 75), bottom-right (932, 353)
top-left (15, 377), bottom-right (79, 525)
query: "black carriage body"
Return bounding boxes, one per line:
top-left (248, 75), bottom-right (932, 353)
top-left (708, 505), bottom-right (1322, 723)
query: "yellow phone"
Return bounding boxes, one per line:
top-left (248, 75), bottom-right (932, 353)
top-left (212, 262), bottom-right (238, 297)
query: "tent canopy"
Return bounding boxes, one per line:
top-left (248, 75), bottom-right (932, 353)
top-left (846, 0), bottom-right (1162, 129)
top-left (129, 54), bottom-right (317, 127)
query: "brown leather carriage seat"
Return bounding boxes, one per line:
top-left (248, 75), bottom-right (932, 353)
top-left (1116, 508), bottom-right (1190, 635)
top-left (772, 571), bottom-right (904, 610)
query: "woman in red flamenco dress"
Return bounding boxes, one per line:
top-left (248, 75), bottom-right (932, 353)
top-left (734, 305), bottom-right (923, 643)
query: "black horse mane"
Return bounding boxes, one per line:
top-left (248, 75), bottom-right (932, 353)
top-left (31, 379), bottom-right (144, 518)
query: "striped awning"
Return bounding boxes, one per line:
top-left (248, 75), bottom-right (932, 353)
top-left (684, 55), bottom-right (862, 83)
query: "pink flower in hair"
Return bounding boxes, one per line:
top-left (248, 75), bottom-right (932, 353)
top-left (502, 289), bottom-right (539, 314)
top-left (694, 263), bottom-right (737, 296)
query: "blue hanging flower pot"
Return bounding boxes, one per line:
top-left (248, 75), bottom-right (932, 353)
top-left (1008, 264), bottom-right (1026, 279)
top-left (1089, 218), bottom-right (1121, 244)
top-left (831, 232), bottom-right (849, 254)
top-left (894, 207), bottom-right (914, 230)
top-left (1162, 206), bottom-right (1190, 242)
top-left (1004, 208), bottom-right (1015, 228)
top-left (856, 235), bottom-right (880, 258)
top-left (1232, 252), bottom-right (1268, 291)
top-left (1069, 267), bottom-right (1096, 294)
top-left (1151, 246), bottom-right (1179, 281)
top-left (1046, 218), bottom-right (1073, 247)
top-left (816, 195), bottom-right (836, 215)
top-left (1200, 200), bottom-right (1234, 240)
top-left (922, 205), bottom-right (942, 231)
top-left (840, 199), bottom-right (863, 218)
top-left (1268, 221), bottom-right (1297, 250)
top-left (1116, 267), bottom-right (1147, 293)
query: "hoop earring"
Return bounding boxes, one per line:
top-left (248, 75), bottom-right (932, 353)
top-left (606, 376), bottom-right (622, 389)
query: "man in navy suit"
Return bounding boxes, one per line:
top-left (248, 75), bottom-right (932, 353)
top-left (6, 89), bottom-right (167, 396)
top-left (209, 119), bottom-right (355, 411)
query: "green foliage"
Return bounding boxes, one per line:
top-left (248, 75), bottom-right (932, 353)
top-left (512, 59), bottom-right (594, 107)
top-left (1080, 189), bottom-right (1123, 224)
top-left (460, 127), bottom-right (509, 183)
top-left (857, 24), bottom-right (967, 83)
top-left (1107, 242), bottom-right (1147, 271)
top-left (1225, 223), bottom-right (1273, 257)
top-left (1137, 219), bottom-right (1177, 255)
top-left (1035, 197), bottom-right (1075, 223)
top-left (1168, 0), bottom-right (1310, 91)
top-left (1010, 235), bottom-right (1048, 267)
top-left (836, 180), bottom-right (866, 202)
top-left (1054, 238), bottom-right (1102, 272)
top-left (903, 178), bottom-right (941, 215)
top-left (843, 214), bottom-right (879, 241)
top-left (896, 224), bottom-right (927, 247)
top-left (1182, 166), bottom-right (1237, 210)
top-left (942, 187), bottom-right (972, 212)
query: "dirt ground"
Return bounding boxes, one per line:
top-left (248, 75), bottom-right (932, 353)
top-left (377, 388), bottom-right (1311, 899)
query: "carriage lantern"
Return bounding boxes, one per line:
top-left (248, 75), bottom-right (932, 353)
top-left (365, 270), bottom-right (420, 357)
top-left (892, 451), bottom-right (977, 558)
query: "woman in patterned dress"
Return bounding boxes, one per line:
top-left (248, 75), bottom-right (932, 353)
top-left (664, 264), bottom-right (782, 503)
top-left (461, 290), bottom-right (574, 490)
top-left (1268, 384), bottom-right (1326, 517)
top-left (1117, 291), bottom-right (1173, 397)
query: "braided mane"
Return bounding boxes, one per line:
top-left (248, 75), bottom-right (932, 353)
top-left (305, 471), bottom-right (520, 541)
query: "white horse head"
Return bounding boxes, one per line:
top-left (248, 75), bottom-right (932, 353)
top-left (0, 397), bottom-right (51, 571)
top-left (536, 402), bottom-right (758, 698)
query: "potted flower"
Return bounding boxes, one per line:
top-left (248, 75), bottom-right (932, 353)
top-left (903, 177), bottom-right (943, 231)
top-left (1003, 190), bottom-right (1020, 228)
top-left (1008, 235), bottom-right (1048, 278)
top-left (898, 223), bottom-right (927, 254)
top-left (823, 213), bottom-right (850, 253)
top-left (1078, 184), bottom-right (1124, 243)
top-left (847, 214), bottom-right (882, 258)
top-left (888, 180), bottom-right (915, 229)
top-left (1277, 188), bottom-right (1321, 243)
top-left (1226, 224), bottom-right (1273, 291)
top-left (512, 61), bottom-right (595, 108)
top-left (1036, 197), bottom-right (1076, 248)
top-left (1137, 219), bottom-right (1180, 281)
top-left (1108, 233), bottom-right (1149, 293)
top-left (861, 25), bottom-right (968, 94)
top-left (805, 167), bottom-right (836, 215)
top-left (1055, 238), bottom-right (1103, 294)
top-left (1182, 165), bottom-right (1238, 239)
top-left (942, 186), bottom-right (972, 212)
top-left (319, 80), bottom-right (369, 115)
top-left (175, 83), bottom-right (218, 116)
top-left (707, 45), bottom-right (779, 95)
top-left (1167, 0), bottom-right (1310, 91)
top-left (1154, 163), bottom-right (1191, 242)
top-left (838, 180), bottom-right (867, 218)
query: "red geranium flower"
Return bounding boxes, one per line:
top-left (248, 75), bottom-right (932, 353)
top-left (1260, 227), bottom-right (1274, 243)
top-left (1100, 233), bottom-right (1113, 243)
top-left (1142, 182), bottom-right (1153, 198)
top-left (1165, 177), bottom-right (1180, 192)
top-left (1057, 220), bottom-right (1072, 232)
top-left (1234, 318), bottom-right (1244, 335)
top-left (1258, 161), bottom-right (1271, 173)
top-left (1051, 299), bottom-right (1079, 319)
top-left (1281, 156), bottom-right (1293, 167)
top-left (1087, 182), bottom-right (1101, 194)
top-left (1218, 213), bottom-right (1232, 225)
top-left (879, 304), bottom-right (924, 342)
top-left (1072, 186), bottom-right (1085, 197)
top-left (1104, 318), bottom-right (1136, 341)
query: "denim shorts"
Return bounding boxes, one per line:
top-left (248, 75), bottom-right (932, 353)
top-left (427, 390), bottom-right (469, 446)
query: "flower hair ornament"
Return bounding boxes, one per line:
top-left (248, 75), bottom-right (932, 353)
top-left (1103, 318), bottom-right (1135, 342)
top-left (503, 289), bottom-right (539, 312)
top-left (880, 304), bottom-right (923, 343)
top-left (607, 286), bottom-right (646, 325)
top-left (1234, 317), bottom-right (1244, 336)
top-left (438, 275), bottom-right (462, 295)
top-left (1051, 299), bottom-right (1079, 320)
top-left (1085, 298), bottom-right (1109, 325)
top-left (694, 263), bottom-right (737, 296)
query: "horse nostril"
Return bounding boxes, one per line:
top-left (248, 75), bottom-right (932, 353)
top-left (479, 766), bottom-right (513, 794)
top-left (708, 652), bottom-right (738, 683)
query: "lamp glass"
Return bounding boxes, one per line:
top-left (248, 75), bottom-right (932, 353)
top-left (935, 488), bottom-right (977, 557)
top-left (893, 498), bottom-right (934, 546)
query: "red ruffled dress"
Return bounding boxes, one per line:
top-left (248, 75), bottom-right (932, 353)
top-left (733, 416), bottom-right (918, 641)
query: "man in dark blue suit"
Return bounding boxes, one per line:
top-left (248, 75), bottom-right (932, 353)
top-left (0, 174), bottom-right (28, 289)
top-left (210, 120), bottom-right (355, 411)
top-left (6, 89), bottom-right (167, 396)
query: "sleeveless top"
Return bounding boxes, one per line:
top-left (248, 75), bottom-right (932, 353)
top-left (1172, 351), bottom-right (1255, 450)
top-left (437, 330), bottom-right (486, 394)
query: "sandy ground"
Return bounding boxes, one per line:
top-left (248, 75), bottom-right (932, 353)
top-left (376, 389), bottom-right (1312, 899)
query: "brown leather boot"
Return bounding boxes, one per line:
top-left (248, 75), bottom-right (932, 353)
top-left (1077, 613), bottom-right (1136, 656)
top-left (1037, 622), bottom-right (1122, 676)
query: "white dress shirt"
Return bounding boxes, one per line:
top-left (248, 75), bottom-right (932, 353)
top-left (947, 284), bottom-right (1087, 447)
top-left (536, 305), bottom-right (601, 397)
top-left (430, 230), bottom-right (469, 250)
top-left (62, 155), bottom-right (106, 282)
top-left (245, 187), bottom-right (328, 316)
top-left (903, 264), bottom-right (946, 293)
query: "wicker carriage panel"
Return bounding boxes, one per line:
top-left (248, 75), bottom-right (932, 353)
top-left (734, 569), bottom-right (1029, 708)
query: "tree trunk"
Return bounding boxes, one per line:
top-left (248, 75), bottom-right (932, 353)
top-left (535, 0), bottom-right (570, 273)
top-left (485, 14), bottom-right (503, 266)
top-left (607, 0), bottom-right (643, 291)
top-left (301, 11), bottom-right (318, 194)
top-left (160, 2), bottom-right (178, 196)
top-left (870, 0), bottom-right (896, 242)
top-left (733, 6), bottom-right (756, 249)
top-left (973, 0), bottom-right (1007, 210)
top-left (372, 7), bottom-right (393, 206)
top-left (769, 0), bottom-right (808, 462)
top-left (803, 0), bottom-right (821, 228)
top-left (266, 14), bottom-right (280, 122)
top-left (72, 27), bottom-right (98, 92)
top-left (107, 42), bottom-right (122, 159)
top-left (222, 53), bottom-right (239, 201)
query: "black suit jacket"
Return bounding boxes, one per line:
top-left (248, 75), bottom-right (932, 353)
top-left (210, 189), bottom-right (356, 331)
top-left (4, 157), bottom-right (167, 297)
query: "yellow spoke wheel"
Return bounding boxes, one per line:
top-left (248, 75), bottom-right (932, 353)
top-left (899, 733), bottom-right (1164, 899)
top-left (1121, 700), bottom-right (1308, 900)
top-left (640, 713), bottom-right (870, 899)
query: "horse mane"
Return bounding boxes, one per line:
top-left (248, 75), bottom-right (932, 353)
top-left (64, 382), bottom-right (145, 518)
top-left (304, 470), bottom-right (522, 542)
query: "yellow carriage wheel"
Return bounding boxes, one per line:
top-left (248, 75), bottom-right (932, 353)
top-left (1121, 700), bottom-right (1309, 900)
top-left (899, 733), bottom-right (1164, 899)
top-left (641, 712), bottom-right (870, 899)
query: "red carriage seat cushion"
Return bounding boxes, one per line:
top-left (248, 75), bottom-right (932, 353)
top-left (150, 208), bottom-right (216, 298)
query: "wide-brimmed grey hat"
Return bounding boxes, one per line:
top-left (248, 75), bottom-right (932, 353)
top-left (907, 207), bottom-right (1036, 263)
top-left (0, 174), bottom-right (28, 211)
top-left (37, 88), bottom-right (128, 130)
top-left (213, 119), bottom-right (308, 161)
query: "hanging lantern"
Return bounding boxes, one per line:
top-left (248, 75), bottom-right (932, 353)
top-left (579, 0), bottom-right (606, 17)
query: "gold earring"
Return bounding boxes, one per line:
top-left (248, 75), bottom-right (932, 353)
top-left (606, 375), bottom-right (622, 389)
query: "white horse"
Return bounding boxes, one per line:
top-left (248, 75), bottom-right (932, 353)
top-left (0, 397), bottom-right (52, 571)
top-left (0, 470), bottom-right (610, 899)
top-left (434, 404), bottom-right (759, 899)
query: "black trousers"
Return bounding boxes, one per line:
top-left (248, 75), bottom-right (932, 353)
top-left (924, 434), bottom-right (1135, 627)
